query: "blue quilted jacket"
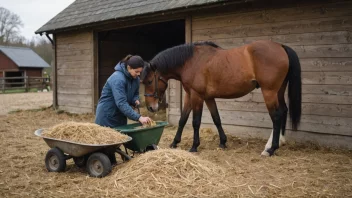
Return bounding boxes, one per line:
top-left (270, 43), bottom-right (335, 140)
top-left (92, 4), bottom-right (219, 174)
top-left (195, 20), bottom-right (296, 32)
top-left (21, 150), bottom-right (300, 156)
top-left (95, 62), bottom-right (140, 127)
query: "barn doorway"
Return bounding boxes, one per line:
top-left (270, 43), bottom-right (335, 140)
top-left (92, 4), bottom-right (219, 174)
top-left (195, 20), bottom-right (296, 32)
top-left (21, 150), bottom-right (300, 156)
top-left (97, 19), bottom-right (185, 121)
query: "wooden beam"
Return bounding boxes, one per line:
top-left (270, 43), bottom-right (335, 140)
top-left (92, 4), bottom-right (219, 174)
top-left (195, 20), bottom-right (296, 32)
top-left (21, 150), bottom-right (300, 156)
top-left (93, 31), bottom-right (99, 114)
top-left (53, 34), bottom-right (58, 109)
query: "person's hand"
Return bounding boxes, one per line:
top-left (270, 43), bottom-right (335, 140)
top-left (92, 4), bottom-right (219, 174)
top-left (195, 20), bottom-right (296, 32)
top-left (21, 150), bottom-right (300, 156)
top-left (135, 100), bottom-right (140, 106)
top-left (139, 116), bottom-right (152, 125)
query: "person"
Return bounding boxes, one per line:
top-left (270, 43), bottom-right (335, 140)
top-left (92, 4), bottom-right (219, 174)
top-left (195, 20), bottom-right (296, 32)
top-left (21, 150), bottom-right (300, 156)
top-left (95, 55), bottom-right (152, 127)
top-left (95, 55), bottom-right (152, 164)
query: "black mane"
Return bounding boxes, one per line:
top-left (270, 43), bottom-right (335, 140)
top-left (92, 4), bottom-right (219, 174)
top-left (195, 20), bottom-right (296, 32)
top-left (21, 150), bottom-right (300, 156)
top-left (141, 41), bottom-right (220, 80)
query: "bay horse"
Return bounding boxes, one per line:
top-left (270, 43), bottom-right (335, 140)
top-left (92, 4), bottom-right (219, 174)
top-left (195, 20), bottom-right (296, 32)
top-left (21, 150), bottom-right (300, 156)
top-left (141, 40), bottom-right (301, 156)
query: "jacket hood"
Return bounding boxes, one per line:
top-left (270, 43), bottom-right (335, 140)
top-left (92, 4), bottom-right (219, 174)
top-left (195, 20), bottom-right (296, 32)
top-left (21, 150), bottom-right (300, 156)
top-left (115, 62), bottom-right (132, 79)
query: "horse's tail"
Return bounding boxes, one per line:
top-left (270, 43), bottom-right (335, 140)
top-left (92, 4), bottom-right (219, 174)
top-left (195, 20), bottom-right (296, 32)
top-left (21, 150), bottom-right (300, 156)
top-left (282, 45), bottom-right (302, 131)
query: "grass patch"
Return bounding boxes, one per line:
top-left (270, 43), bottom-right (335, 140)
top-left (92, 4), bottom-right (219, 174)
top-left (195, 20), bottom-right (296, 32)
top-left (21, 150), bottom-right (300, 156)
top-left (0, 88), bottom-right (40, 94)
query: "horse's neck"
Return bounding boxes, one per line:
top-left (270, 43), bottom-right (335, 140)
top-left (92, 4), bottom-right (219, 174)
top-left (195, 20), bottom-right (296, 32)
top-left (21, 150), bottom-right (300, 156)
top-left (160, 68), bottom-right (182, 82)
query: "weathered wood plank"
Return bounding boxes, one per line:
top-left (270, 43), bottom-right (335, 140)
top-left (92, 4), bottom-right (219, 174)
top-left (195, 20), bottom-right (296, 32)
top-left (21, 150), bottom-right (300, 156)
top-left (168, 114), bottom-right (181, 126)
top-left (200, 110), bottom-right (352, 136)
top-left (57, 75), bottom-right (92, 89)
top-left (217, 92), bottom-right (352, 105)
top-left (53, 34), bottom-right (57, 109)
top-left (213, 101), bottom-right (352, 117)
top-left (56, 54), bottom-right (92, 62)
top-left (199, 123), bottom-right (352, 149)
top-left (290, 44), bottom-right (352, 58)
top-left (251, 92), bottom-right (352, 105)
top-left (57, 61), bottom-right (92, 69)
top-left (168, 102), bottom-right (179, 108)
top-left (300, 58), bottom-right (352, 72)
top-left (301, 94), bottom-right (352, 105)
top-left (169, 109), bottom-right (352, 136)
top-left (207, 31), bottom-right (352, 49)
top-left (58, 94), bottom-right (92, 108)
top-left (57, 42), bottom-right (92, 52)
top-left (192, 17), bottom-right (352, 40)
top-left (252, 84), bottom-right (352, 95)
top-left (169, 107), bottom-right (181, 115)
top-left (57, 75), bottom-right (92, 81)
top-left (299, 84), bottom-right (352, 95)
top-left (57, 87), bottom-right (92, 95)
top-left (302, 71), bottom-right (352, 85)
top-left (59, 105), bottom-right (92, 114)
top-left (57, 49), bottom-right (92, 58)
top-left (57, 81), bottom-right (91, 89)
top-left (57, 68), bottom-right (93, 76)
top-left (56, 32), bottom-right (92, 43)
top-left (193, 1), bottom-right (352, 30)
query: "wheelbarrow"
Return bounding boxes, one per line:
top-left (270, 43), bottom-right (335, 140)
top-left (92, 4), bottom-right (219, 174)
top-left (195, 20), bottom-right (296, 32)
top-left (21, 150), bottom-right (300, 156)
top-left (114, 121), bottom-right (168, 154)
top-left (34, 129), bottom-right (132, 178)
top-left (35, 121), bottom-right (168, 178)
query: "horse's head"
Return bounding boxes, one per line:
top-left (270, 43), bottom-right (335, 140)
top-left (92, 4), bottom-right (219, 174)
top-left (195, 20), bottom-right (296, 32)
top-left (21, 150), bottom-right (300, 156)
top-left (141, 62), bottom-right (168, 112)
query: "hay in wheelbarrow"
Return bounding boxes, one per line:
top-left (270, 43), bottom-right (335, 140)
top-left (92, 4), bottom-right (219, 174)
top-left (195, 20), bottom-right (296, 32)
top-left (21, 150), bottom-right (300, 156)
top-left (42, 121), bottom-right (130, 144)
top-left (111, 149), bottom-right (235, 197)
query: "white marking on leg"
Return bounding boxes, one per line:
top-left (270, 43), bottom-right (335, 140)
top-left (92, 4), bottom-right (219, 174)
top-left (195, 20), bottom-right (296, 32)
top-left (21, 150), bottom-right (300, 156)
top-left (279, 133), bottom-right (286, 146)
top-left (265, 130), bottom-right (273, 150)
top-left (261, 130), bottom-right (273, 156)
top-left (261, 130), bottom-right (286, 156)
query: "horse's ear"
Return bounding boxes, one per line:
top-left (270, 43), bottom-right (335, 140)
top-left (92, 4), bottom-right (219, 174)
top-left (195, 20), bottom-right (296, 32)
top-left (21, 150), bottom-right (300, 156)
top-left (140, 62), bottom-right (150, 81)
top-left (149, 63), bottom-right (156, 71)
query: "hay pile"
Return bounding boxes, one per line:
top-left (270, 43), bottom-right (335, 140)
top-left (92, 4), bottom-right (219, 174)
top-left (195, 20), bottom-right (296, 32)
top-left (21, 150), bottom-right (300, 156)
top-left (136, 120), bottom-right (157, 129)
top-left (112, 149), bottom-right (233, 197)
top-left (42, 122), bottom-right (130, 144)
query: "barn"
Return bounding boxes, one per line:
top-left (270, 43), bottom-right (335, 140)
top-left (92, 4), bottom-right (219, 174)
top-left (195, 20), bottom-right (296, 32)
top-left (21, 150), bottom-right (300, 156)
top-left (0, 45), bottom-right (50, 78)
top-left (35, 0), bottom-right (352, 149)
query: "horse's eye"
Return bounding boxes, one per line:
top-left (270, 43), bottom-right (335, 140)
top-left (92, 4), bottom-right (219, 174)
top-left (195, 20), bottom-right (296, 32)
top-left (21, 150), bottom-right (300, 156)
top-left (148, 80), bottom-right (153, 85)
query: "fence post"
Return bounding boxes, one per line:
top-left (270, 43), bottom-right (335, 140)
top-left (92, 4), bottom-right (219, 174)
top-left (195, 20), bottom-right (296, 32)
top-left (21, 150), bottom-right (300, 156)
top-left (25, 76), bottom-right (29, 92)
top-left (1, 78), bottom-right (4, 93)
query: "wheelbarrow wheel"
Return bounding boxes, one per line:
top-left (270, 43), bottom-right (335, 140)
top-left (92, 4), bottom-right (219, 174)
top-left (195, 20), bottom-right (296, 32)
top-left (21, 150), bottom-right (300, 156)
top-left (73, 155), bottom-right (88, 168)
top-left (45, 147), bottom-right (66, 172)
top-left (145, 144), bottom-right (159, 152)
top-left (86, 153), bottom-right (112, 178)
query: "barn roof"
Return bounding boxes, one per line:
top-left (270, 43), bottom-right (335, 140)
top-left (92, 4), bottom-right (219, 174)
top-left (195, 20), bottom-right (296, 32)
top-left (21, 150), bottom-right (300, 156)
top-left (0, 46), bottom-right (50, 68)
top-left (36, 0), bottom-right (236, 34)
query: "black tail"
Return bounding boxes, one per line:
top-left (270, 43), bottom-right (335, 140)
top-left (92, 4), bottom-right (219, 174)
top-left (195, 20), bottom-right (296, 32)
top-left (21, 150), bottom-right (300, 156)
top-left (282, 45), bottom-right (302, 131)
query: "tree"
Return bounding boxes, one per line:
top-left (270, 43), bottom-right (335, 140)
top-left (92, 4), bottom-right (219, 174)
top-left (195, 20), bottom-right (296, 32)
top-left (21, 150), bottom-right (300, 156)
top-left (0, 7), bottom-right (24, 45)
top-left (0, 7), bottom-right (53, 75)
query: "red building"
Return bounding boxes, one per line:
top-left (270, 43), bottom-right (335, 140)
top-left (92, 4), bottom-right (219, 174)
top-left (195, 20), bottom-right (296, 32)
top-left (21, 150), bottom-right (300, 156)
top-left (0, 45), bottom-right (50, 78)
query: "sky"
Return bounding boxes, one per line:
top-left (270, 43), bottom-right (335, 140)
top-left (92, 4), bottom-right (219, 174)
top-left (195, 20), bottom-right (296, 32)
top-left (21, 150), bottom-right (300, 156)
top-left (0, 0), bottom-right (75, 40)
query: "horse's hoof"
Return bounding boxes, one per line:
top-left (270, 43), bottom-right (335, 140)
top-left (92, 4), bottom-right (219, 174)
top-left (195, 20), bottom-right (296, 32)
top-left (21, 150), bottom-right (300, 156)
top-left (261, 149), bottom-right (274, 157)
top-left (261, 150), bottom-right (270, 157)
top-left (189, 148), bottom-right (198, 152)
top-left (219, 143), bottom-right (227, 149)
top-left (169, 143), bottom-right (177, 149)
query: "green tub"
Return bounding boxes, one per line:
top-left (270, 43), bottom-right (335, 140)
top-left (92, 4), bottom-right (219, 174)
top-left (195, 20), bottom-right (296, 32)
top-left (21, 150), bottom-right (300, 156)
top-left (114, 121), bottom-right (168, 152)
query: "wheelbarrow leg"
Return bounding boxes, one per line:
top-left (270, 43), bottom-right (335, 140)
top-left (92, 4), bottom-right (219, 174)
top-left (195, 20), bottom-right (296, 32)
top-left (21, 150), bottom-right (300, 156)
top-left (104, 147), bottom-right (117, 165)
top-left (116, 148), bottom-right (131, 161)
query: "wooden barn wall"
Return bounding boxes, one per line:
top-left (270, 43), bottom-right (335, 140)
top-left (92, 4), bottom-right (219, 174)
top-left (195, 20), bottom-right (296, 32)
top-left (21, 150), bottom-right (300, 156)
top-left (56, 31), bottom-right (94, 114)
top-left (23, 68), bottom-right (42, 77)
top-left (0, 51), bottom-right (18, 71)
top-left (168, 0), bottom-right (352, 148)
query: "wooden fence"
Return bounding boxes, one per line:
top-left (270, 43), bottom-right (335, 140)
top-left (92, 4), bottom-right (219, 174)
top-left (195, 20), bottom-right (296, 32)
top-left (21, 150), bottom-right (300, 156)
top-left (0, 76), bottom-right (51, 93)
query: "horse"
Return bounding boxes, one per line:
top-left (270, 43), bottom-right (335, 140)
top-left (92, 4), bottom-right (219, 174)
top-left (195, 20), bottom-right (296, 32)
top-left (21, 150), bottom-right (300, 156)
top-left (141, 40), bottom-right (301, 156)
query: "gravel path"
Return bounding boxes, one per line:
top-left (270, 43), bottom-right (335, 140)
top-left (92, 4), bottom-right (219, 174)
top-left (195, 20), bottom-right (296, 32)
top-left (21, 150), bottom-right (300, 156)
top-left (0, 92), bottom-right (52, 115)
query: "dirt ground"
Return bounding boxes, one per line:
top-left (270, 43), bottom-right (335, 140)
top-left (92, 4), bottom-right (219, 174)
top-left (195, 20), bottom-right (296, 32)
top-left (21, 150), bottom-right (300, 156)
top-left (0, 108), bottom-right (351, 197)
top-left (0, 92), bottom-right (52, 115)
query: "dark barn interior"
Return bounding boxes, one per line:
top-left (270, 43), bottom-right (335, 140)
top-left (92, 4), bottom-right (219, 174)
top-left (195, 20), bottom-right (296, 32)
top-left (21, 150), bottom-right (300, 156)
top-left (98, 19), bottom-right (185, 102)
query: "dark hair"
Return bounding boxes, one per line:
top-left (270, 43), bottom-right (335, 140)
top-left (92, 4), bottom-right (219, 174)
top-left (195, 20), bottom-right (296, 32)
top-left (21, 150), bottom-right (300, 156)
top-left (122, 55), bottom-right (145, 69)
